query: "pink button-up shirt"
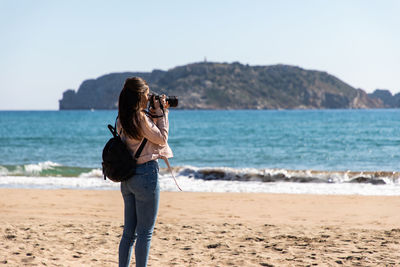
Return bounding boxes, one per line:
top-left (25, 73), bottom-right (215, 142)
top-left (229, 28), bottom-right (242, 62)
top-left (117, 109), bottom-right (173, 164)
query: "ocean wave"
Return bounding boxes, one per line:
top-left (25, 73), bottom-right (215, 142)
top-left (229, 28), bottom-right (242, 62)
top-left (24, 161), bottom-right (61, 173)
top-left (1, 163), bottom-right (399, 186)
top-left (0, 162), bottom-right (93, 177)
top-left (0, 164), bottom-right (399, 195)
top-left (170, 166), bottom-right (400, 185)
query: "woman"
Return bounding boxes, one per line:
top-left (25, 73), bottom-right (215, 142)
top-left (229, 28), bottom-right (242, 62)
top-left (117, 77), bottom-right (172, 267)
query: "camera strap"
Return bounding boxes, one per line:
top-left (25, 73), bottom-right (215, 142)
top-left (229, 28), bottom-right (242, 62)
top-left (144, 110), bottom-right (164, 118)
top-left (141, 111), bottom-right (181, 191)
top-left (149, 114), bottom-right (164, 118)
top-left (161, 156), bottom-right (183, 191)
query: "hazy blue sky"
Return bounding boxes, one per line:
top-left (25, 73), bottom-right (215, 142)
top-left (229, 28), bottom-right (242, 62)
top-left (1, 0), bottom-right (399, 110)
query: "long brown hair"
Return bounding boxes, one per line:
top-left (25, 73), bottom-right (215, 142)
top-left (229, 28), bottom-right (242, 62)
top-left (118, 77), bottom-right (148, 140)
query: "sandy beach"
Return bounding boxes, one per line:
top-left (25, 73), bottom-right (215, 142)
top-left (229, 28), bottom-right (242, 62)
top-left (1, 189), bottom-right (400, 266)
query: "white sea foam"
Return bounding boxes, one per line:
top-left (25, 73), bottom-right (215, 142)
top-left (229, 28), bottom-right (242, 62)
top-left (0, 165), bottom-right (8, 176)
top-left (1, 164), bottom-right (399, 195)
top-left (1, 172), bottom-right (400, 195)
top-left (0, 176), bottom-right (119, 190)
top-left (24, 161), bottom-right (61, 175)
top-left (79, 169), bottom-right (104, 178)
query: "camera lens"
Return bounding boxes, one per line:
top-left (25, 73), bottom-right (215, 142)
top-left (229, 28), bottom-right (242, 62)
top-left (149, 94), bottom-right (178, 108)
top-left (166, 96), bottom-right (178, 108)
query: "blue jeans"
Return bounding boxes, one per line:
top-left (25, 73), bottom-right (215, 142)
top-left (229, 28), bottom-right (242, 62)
top-left (119, 160), bottom-right (160, 267)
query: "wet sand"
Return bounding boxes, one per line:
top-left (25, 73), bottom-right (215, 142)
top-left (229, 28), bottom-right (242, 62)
top-left (1, 189), bottom-right (400, 266)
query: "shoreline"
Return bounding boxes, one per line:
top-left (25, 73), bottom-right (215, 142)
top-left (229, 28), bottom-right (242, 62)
top-left (1, 189), bottom-right (400, 266)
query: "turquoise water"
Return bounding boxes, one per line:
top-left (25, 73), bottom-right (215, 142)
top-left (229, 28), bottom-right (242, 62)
top-left (0, 109), bottom-right (400, 175)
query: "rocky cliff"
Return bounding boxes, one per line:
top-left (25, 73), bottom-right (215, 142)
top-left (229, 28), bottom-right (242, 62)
top-left (59, 62), bottom-right (385, 110)
top-left (368, 89), bottom-right (400, 108)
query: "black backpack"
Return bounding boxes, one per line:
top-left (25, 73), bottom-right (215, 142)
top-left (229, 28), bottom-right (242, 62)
top-left (102, 120), bottom-right (147, 182)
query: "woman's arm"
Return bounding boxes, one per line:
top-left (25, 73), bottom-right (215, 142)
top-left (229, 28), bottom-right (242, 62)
top-left (141, 109), bottom-right (169, 145)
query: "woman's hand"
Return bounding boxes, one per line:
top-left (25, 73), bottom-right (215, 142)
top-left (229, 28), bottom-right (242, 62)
top-left (152, 95), bottom-right (161, 110)
top-left (153, 95), bottom-right (169, 110)
top-left (160, 95), bottom-right (170, 109)
top-left (149, 95), bottom-right (169, 119)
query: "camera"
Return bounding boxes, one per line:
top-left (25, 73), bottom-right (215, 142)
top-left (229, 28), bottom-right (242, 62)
top-left (149, 94), bottom-right (178, 109)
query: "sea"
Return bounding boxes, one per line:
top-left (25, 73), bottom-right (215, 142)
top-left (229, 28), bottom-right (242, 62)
top-left (0, 109), bottom-right (399, 195)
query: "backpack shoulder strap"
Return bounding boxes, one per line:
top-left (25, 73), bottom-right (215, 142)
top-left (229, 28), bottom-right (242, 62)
top-left (117, 114), bottom-right (147, 159)
top-left (134, 138), bottom-right (147, 160)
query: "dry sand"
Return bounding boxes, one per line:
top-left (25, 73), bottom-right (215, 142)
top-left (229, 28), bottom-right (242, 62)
top-left (1, 188), bottom-right (400, 266)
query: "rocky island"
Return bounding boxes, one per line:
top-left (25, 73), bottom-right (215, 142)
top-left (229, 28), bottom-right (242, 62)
top-left (59, 62), bottom-right (398, 110)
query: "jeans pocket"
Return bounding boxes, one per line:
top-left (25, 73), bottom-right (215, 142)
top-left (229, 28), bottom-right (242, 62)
top-left (142, 170), bottom-right (158, 192)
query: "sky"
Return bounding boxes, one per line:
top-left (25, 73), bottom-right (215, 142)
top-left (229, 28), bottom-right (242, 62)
top-left (0, 0), bottom-right (399, 110)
